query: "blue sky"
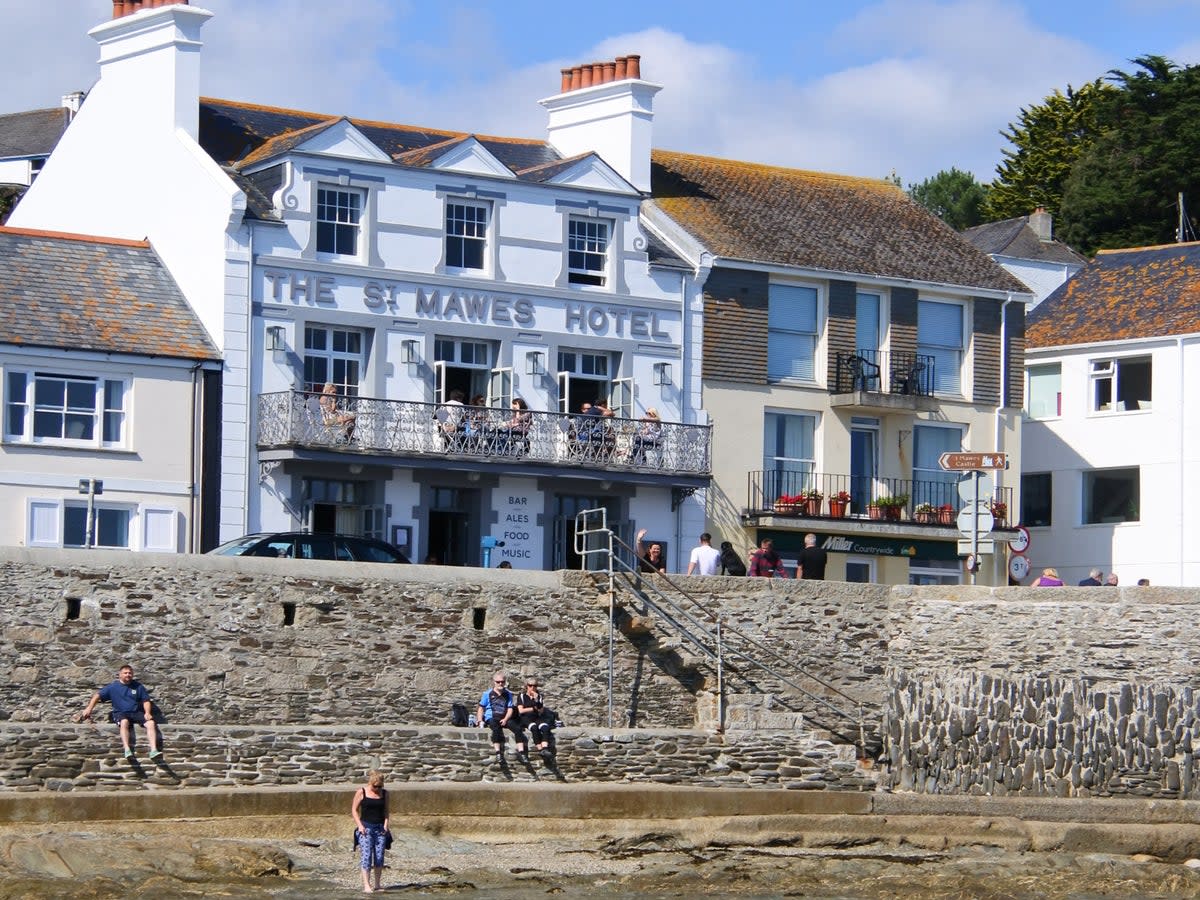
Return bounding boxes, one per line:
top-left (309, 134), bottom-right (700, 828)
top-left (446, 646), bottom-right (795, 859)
top-left (4, 0), bottom-right (1198, 187)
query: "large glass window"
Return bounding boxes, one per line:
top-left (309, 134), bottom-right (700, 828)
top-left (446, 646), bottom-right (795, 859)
top-left (767, 284), bottom-right (818, 382)
top-left (912, 423), bottom-right (962, 508)
top-left (64, 503), bottom-right (131, 549)
top-left (1022, 472), bottom-right (1052, 527)
top-left (4, 371), bottom-right (127, 446)
top-left (316, 187), bottom-right (362, 256)
top-left (303, 326), bottom-right (363, 394)
top-left (1027, 364), bottom-right (1061, 419)
top-left (917, 299), bottom-right (964, 394)
top-left (1083, 467), bottom-right (1139, 524)
top-left (762, 411), bottom-right (816, 498)
top-left (1090, 356), bottom-right (1151, 412)
top-left (568, 218), bottom-right (610, 286)
top-left (446, 201), bottom-right (488, 270)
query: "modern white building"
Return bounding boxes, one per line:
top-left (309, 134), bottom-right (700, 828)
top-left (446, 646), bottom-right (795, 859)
top-left (11, 0), bottom-right (708, 568)
top-left (0, 226), bottom-right (221, 551)
top-left (1022, 242), bottom-right (1200, 586)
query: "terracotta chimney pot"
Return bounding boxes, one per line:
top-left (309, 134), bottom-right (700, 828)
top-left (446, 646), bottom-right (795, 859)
top-left (579, 65), bottom-right (593, 88)
top-left (602, 61), bottom-right (616, 84)
top-left (614, 56), bottom-right (628, 80)
top-left (591, 62), bottom-right (605, 83)
top-left (626, 54), bottom-right (641, 79)
top-left (561, 68), bottom-right (572, 92)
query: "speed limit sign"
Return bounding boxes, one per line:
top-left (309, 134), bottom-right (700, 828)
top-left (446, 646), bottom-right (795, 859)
top-left (1009, 554), bottom-right (1031, 582)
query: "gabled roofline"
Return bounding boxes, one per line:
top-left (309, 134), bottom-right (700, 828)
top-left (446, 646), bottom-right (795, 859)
top-left (1026, 331), bottom-right (1200, 355)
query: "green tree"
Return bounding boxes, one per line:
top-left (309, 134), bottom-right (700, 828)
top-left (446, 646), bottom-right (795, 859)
top-left (1059, 56), bottom-right (1200, 253)
top-left (0, 186), bottom-right (23, 225)
top-left (907, 167), bottom-right (990, 229)
top-left (984, 80), bottom-right (1111, 222)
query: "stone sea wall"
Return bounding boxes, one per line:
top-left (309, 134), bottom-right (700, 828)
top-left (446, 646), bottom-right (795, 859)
top-left (0, 723), bottom-right (873, 793)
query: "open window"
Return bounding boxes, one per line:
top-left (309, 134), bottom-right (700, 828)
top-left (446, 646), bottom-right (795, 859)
top-left (434, 338), bottom-right (494, 405)
top-left (1090, 356), bottom-right (1151, 412)
top-left (557, 349), bottom-right (612, 414)
top-left (610, 377), bottom-right (634, 419)
top-left (489, 366), bottom-right (513, 408)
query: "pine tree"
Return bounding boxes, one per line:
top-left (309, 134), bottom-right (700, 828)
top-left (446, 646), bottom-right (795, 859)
top-left (908, 168), bottom-right (990, 230)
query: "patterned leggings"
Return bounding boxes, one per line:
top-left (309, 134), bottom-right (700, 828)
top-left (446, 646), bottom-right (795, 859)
top-left (359, 822), bottom-right (387, 870)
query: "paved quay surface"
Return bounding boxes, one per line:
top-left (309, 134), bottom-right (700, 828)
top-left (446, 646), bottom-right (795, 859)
top-left (1, 783), bottom-right (1200, 897)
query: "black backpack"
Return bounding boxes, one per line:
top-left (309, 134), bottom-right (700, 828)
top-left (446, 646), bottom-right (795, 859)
top-left (720, 544), bottom-right (747, 576)
top-left (450, 702), bottom-right (469, 727)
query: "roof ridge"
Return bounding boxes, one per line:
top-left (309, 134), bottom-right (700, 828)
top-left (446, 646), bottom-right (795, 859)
top-left (201, 96), bottom-right (548, 148)
top-left (0, 226), bottom-right (149, 248)
top-left (652, 148), bottom-right (897, 190)
top-left (1096, 240), bottom-right (1200, 254)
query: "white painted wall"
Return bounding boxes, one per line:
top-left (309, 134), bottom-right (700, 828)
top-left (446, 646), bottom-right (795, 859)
top-left (1023, 336), bottom-right (1200, 586)
top-left (994, 255), bottom-right (1082, 310)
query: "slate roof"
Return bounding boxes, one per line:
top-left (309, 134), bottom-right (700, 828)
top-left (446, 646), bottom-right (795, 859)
top-left (1027, 242), bottom-right (1200, 348)
top-left (0, 227), bottom-right (220, 360)
top-left (0, 107), bottom-right (69, 161)
top-left (962, 216), bottom-right (1086, 266)
top-left (650, 150), bottom-right (1028, 294)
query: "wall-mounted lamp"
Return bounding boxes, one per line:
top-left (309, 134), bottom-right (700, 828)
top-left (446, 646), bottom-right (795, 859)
top-left (525, 350), bottom-right (546, 376)
top-left (265, 325), bottom-right (286, 352)
top-left (401, 339), bottom-right (419, 365)
top-left (653, 362), bottom-right (672, 386)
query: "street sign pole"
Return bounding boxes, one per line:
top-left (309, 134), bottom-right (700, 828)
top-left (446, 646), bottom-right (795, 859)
top-left (971, 471), bottom-right (980, 585)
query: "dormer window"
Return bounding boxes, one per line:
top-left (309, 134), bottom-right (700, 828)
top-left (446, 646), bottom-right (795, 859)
top-left (568, 217), bottom-right (610, 286)
top-left (446, 201), bottom-right (488, 271)
top-left (316, 187), bottom-right (362, 257)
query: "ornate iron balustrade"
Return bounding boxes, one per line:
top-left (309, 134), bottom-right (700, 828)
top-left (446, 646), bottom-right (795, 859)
top-left (257, 391), bottom-right (712, 476)
top-left (832, 350), bottom-right (936, 396)
top-left (746, 469), bottom-right (1014, 527)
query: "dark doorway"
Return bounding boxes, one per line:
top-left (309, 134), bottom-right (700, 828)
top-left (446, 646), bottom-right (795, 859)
top-left (428, 510), bottom-right (469, 566)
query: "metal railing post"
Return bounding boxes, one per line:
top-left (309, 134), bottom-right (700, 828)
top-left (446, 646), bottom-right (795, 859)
top-left (716, 618), bottom-right (724, 733)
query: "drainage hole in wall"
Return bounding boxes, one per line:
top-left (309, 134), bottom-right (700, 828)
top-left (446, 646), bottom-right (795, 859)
top-left (282, 602), bottom-right (296, 627)
top-left (472, 607), bottom-right (486, 630)
top-left (65, 597), bottom-right (81, 620)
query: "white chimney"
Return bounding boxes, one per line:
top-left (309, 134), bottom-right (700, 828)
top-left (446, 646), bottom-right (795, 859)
top-left (88, 1), bottom-right (212, 141)
top-left (1028, 207), bottom-right (1053, 242)
top-left (61, 92), bottom-right (86, 120)
top-left (539, 55), bottom-right (661, 193)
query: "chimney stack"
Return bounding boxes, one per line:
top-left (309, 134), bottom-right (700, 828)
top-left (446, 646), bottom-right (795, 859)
top-left (539, 54), bottom-right (660, 193)
top-left (1029, 207), bottom-right (1053, 241)
top-left (112, 0), bottom-right (189, 18)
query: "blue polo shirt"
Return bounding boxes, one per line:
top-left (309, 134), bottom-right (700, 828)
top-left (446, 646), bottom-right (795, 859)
top-left (98, 680), bottom-right (150, 715)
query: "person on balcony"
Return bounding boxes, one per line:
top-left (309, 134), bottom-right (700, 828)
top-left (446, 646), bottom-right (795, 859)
top-left (437, 389), bottom-right (466, 450)
top-left (491, 398), bottom-right (532, 457)
top-left (319, 382), bottom-right (356, 442)
top-left (630, 408), bottom-right (662, 465)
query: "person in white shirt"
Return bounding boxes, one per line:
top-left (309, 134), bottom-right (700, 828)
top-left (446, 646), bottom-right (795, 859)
top-left (687, 532), bottom-right (721, 576)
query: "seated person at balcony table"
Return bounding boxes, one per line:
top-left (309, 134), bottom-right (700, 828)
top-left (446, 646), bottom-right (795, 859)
top-left (748, 538), bottom-right (788, 578)
top-left (635, 528), bottom-right (666, 574)
top-left (595, 403), bottom-right (619, 461)
top-left (436, 389), bottom-right (467, 449)
top-left (568, 401), bottom-right (602, 456)
top-left (318, 382), bottom-right (356, 441)
top-left (491, 398), bottom-right (532, 457)
top-left (463, 394), bottom-right (488, 437)
top-left (630, 408), bottom-right (662, 464)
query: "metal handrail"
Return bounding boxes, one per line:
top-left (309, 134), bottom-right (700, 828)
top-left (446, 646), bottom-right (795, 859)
top-left (257, 390), bottom-right (711, 475)
top-left (574, 509), bottom-right (869, 754)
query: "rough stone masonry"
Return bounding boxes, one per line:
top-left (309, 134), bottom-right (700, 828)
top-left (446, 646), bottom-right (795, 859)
top-left (0, 548), bottom-right (1198, 798)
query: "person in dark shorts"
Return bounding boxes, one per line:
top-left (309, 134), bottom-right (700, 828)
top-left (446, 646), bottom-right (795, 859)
top-left (76, 664), bottom-right (162, 760)
top-left (477, 670), bottom-right (525, 764)
top-left (797, 533), bottom-right (828, 580)
top-left (516, 676), bottom-right (555, 764)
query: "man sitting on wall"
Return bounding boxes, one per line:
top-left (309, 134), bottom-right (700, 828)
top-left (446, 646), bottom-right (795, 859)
top-left (75, 664), bottom-right (163, 761)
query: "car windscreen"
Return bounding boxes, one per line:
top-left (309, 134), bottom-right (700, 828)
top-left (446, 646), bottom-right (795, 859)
top-left (345, 538), bottom-right (406, 563)
top-left (210, 535), bottom-right (269, 556)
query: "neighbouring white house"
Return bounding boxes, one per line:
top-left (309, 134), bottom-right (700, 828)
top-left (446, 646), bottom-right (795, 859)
top-left (0, 95), bottom-right (80, 192)
top-left (962, 209), bottom-right (1086, 310)
top-left (1022, 241), bottom-right (1200, 587)
top-left (0, 226), bottom-right (221, 551)
top-left (10, 0), bottom-right (708, 568)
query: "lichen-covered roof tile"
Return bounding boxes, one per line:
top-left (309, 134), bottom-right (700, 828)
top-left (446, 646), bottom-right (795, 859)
top-left (650, 150), bottom-right (1028, 293)
top-left (0, 227), bottom-right (220, 360)
top-left (1028, 242), bottom-right (1200, 348)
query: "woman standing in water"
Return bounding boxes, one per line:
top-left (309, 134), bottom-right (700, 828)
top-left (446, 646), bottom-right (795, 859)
top-left (351, 769), bottom-right (390, 892)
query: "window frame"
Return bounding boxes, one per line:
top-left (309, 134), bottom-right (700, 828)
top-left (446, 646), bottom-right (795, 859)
top-left (767, 282), bottom-right (820, 383)
top-left (444, 199), bottom-right (490, 272)
top-left (1026, 363), bottom-right (1062, 420)
top-left (912, 422), bottom-right (964, 508)
top-left (1082, 467), bottom-right (1140, 525)
top-left (4, 369), bottom-right (129, 448)
top-left (303, 325), bottom-right (364, 396)
top-left (27, 497), bottom-right (160, 550)
top-left (1089, 355), bottom-right (1152, 414)
top-left (315, 185), bottom-right (364, 259)
top-left (1021, 471), bottom-right (1052, 527)
top-left (567, 216), bottom-right (611, 287)
top-left (917, 298), bottom-right (966, 396)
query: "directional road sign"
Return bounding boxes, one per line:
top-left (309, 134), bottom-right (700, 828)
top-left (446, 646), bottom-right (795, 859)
top-left (939, 452), bottom-right (1009, 471)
